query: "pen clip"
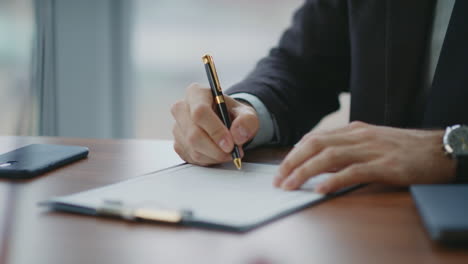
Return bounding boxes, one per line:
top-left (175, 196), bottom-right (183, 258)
top-left (202, 54), bottom-right (222, 93)
top-left (97, 199), bottom-right (193, 224)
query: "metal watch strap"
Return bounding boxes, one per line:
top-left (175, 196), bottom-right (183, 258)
top-left (456, 155), bottom-right (468, 183)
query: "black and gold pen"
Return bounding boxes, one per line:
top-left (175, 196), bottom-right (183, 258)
top-left (202, 54), bottom-right (242, 170)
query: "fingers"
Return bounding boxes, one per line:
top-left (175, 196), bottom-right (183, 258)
top-left (171, 83), bottom-right (260, 166)
top-left (185, 84), bottom-right (234, 152)
top-left (227, 97), bottom-right (259, 145)
top-left (278, 131), bottom-right (366, 182)
top-left (275, 121), bottom-right (376, 189)
top-left (277, 144), bottom-right (374, 190)
top-left (314, 163), bottom-right (378, 194)
top-left (171, 96), bottom-right (231, 165)
top-left (172, 122), bottom-right (230, 165)
top-left (295, 121), bottom-right (369, 146)
top-left (171, 83), bottom-right (256, 166)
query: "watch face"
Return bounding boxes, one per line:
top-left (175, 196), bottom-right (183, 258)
top-left (448, 126), bottom-right (468, 155)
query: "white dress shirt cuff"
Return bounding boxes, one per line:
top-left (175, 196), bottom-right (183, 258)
top-left (230, 92), bottom-right (278, 149)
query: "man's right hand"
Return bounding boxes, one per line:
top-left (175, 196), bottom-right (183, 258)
top-left (171, 83), bottom-right (259, 166)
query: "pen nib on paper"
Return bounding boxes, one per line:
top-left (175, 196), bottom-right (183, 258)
top-left (233, 158), bottom-right (242, 170)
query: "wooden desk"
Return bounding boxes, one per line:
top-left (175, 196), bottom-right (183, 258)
top-left (0, 136), bottom-right (467, 264)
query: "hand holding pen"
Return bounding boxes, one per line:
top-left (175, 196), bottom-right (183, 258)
top-left (170, 56), bottom-right (260, 168)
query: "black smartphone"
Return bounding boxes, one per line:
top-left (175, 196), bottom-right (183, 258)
top-left (0, 144), bottom-right (89, 179)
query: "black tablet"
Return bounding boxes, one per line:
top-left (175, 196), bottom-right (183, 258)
top-left (411, 184), bottom-right (468, 245)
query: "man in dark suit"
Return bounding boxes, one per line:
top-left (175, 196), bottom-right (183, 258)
top-left (171, 0), bottom-right (467, 193)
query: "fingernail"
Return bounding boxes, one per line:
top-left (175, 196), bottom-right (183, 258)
top-left (238, 126), bottom-right (249, 141)
top-left (273, 175), bottom-right (283, 187)
top-left (315, 183), bottom-right (328, 194)
top-left (281, 178), bottom-right (296, 190)
top-left (218, 137), bottom-right (231, 152)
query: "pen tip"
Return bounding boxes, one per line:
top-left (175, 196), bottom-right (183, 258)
top-left (233, 158), bottom-right (242, 170)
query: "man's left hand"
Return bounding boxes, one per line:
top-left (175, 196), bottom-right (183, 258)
top-left (274, 121), bottom-right (456, 193)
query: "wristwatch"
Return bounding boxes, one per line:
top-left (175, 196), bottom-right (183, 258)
top-left (443, 125), bottom-right (468, 183)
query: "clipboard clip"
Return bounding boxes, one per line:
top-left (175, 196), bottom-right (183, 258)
top-left (96, 200), bottom-right (193, 224)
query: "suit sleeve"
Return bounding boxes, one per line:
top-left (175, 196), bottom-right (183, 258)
top-left (226, 0), bottom-right (351, 146)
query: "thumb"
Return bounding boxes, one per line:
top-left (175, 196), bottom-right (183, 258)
top-left (226, 97), bottom-right (259, 145)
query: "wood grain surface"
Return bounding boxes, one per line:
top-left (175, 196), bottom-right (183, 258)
top-left (0, 136), bottom-right (466, 264)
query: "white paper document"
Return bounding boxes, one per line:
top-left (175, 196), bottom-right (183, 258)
top-left (43, 162), bottom-right (338, 231)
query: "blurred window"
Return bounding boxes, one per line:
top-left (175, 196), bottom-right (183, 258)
top-left (132, 0), bottom-right (303, 139)
top-left (0, 0), bottom-right (35, 135)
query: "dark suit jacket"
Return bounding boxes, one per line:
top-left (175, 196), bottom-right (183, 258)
top-left (227, 0), bottom-right (467, 146)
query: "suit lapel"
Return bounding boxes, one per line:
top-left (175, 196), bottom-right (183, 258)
top-left (422, 0), bottom-right (468, 128)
